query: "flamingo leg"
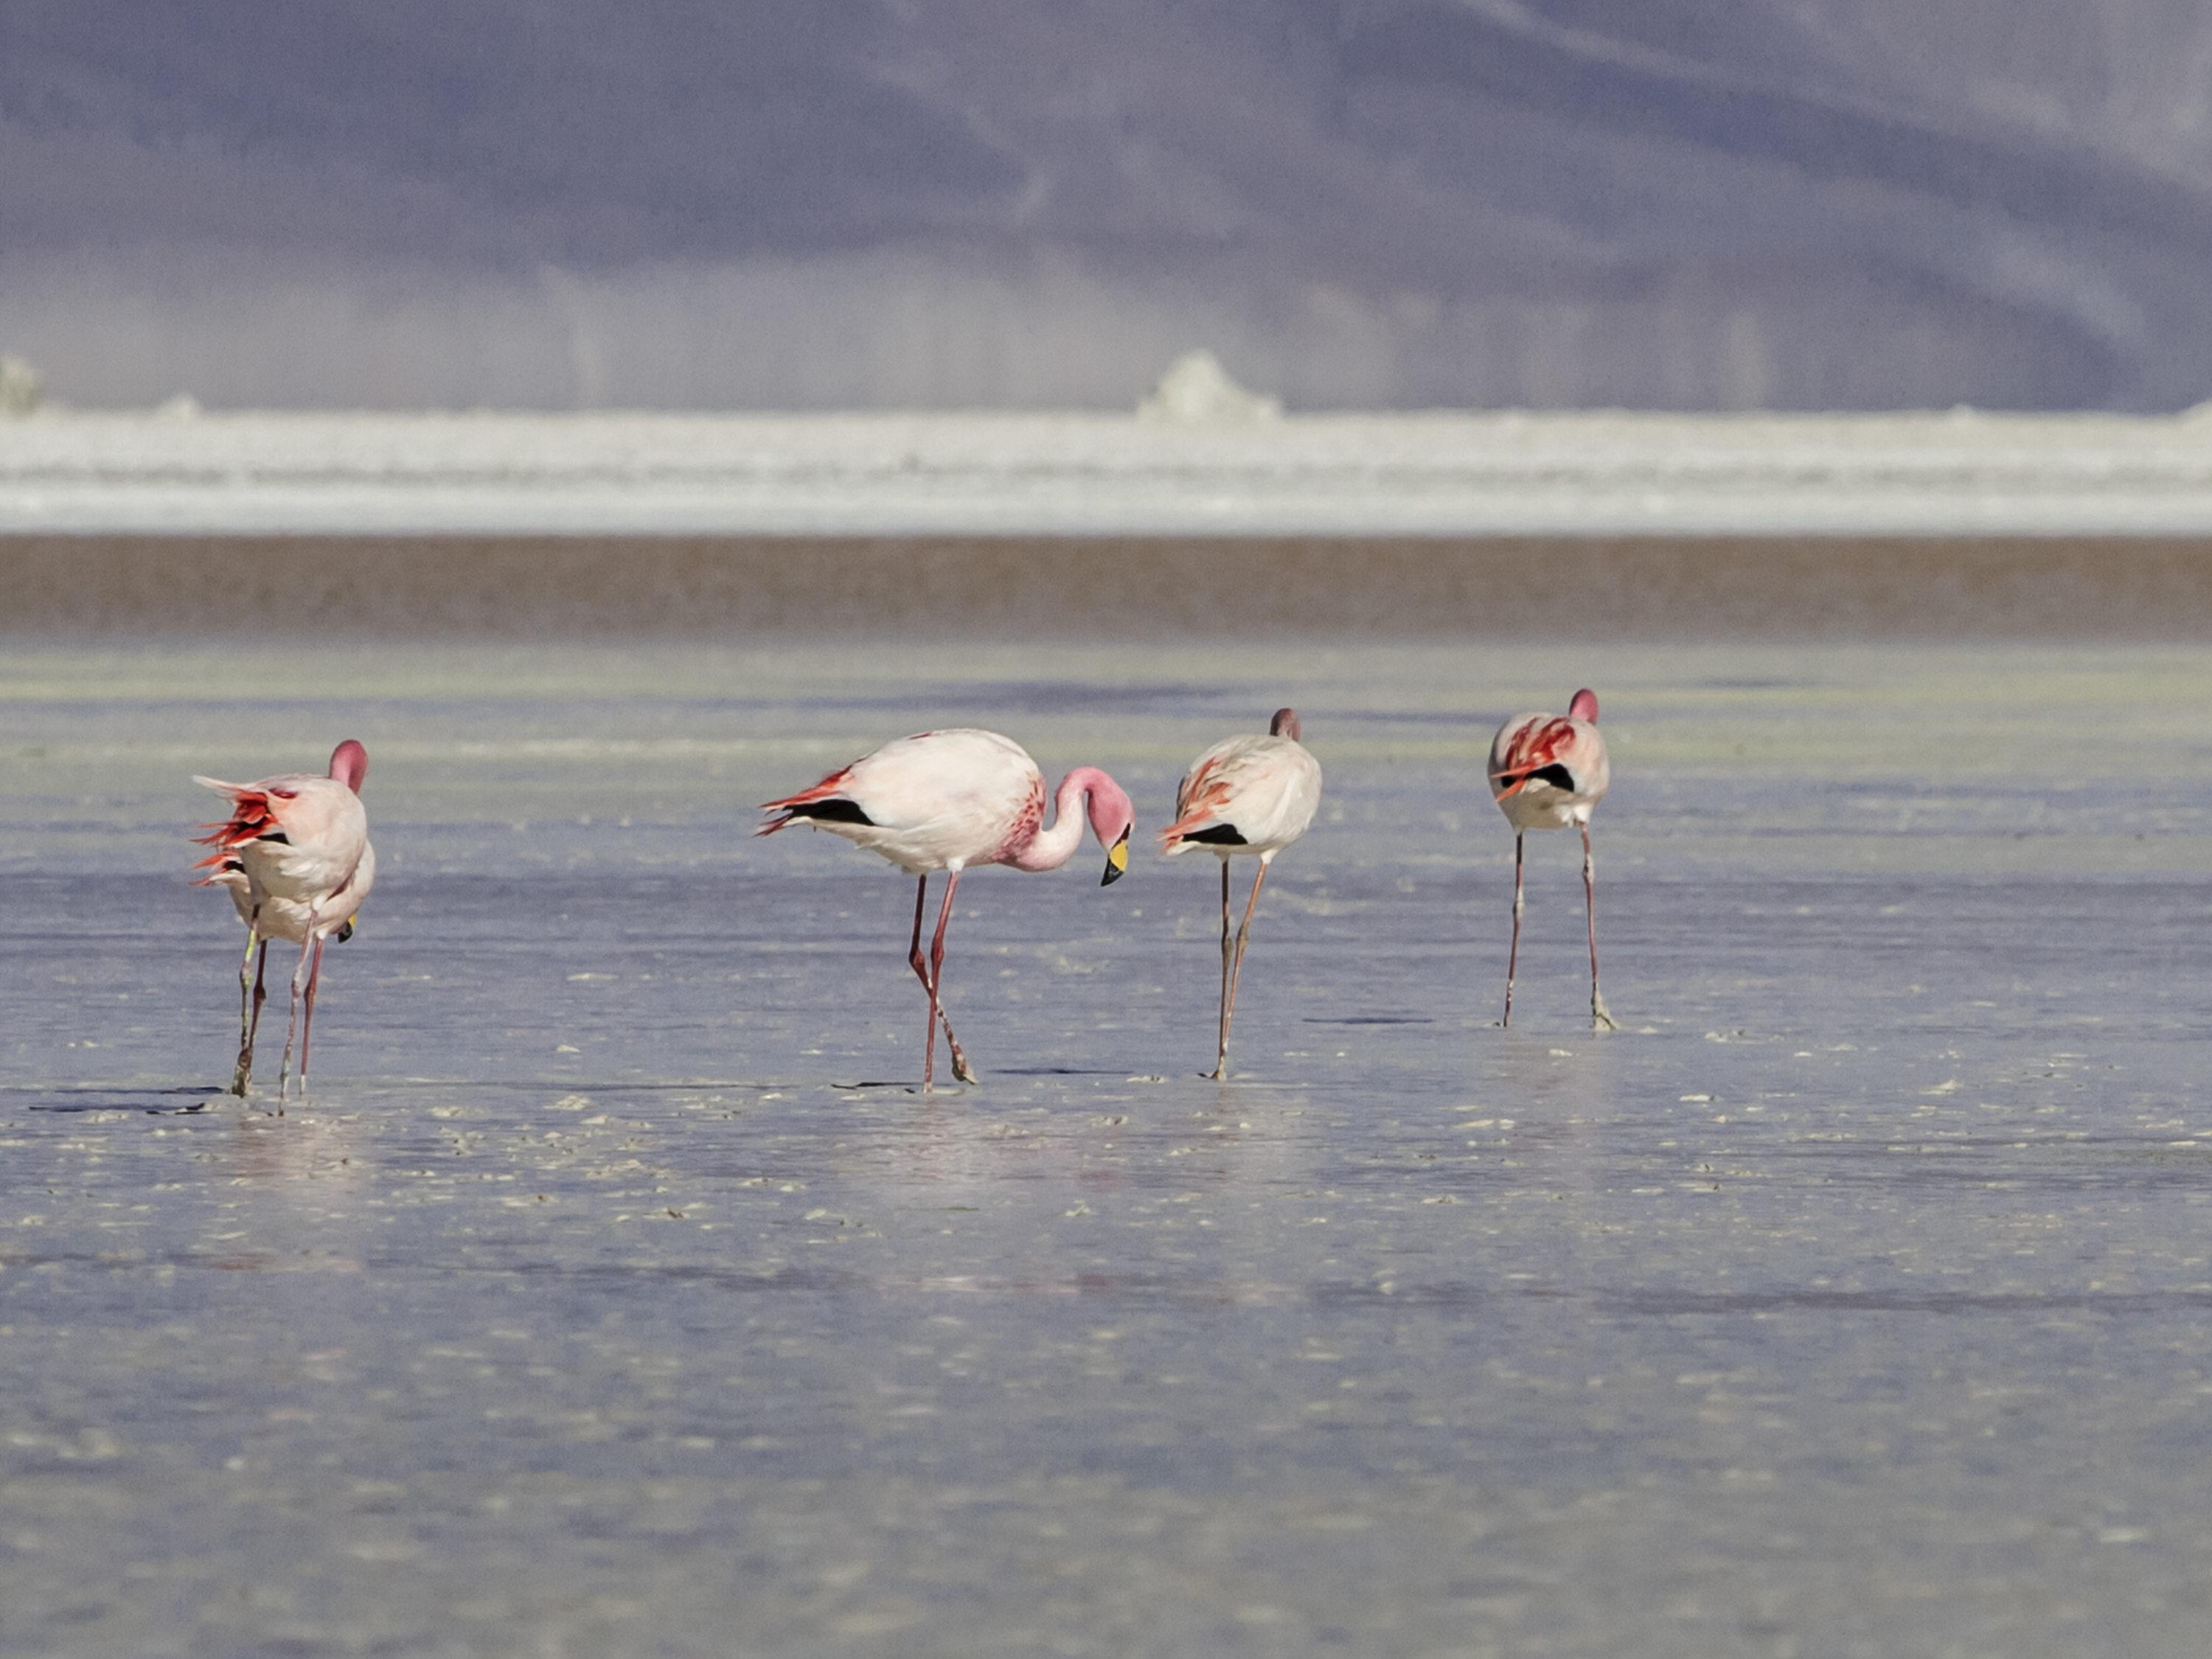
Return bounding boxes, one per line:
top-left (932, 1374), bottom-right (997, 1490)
top-left (276, 915), bottom-right (316, 1112)
top-left (905, 877), bottom-right (975, 1091)
top-left (232, 937), bottom-right (268, 1097)
top-left (1503, 832), bottom-right (1524, 1028)
top-left (928, 872), bottom-right (977, 1085)
top-left (1582, 823), bottom-right (1618, 1032)
top-left (1212, 857), bottom-right (1233, 1078)
top-left (906, 877), bottom-right (937, 1091)
top-left (299, 935), bottom-right (329, 1089)
top-left (230, 917), bottom-right (260, 1096)
top-left (1217, 858), bottom-right (1270, 1079)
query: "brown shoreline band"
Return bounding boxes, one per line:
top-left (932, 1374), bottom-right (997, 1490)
top-left (4, 534), bottom-right (2210, 637)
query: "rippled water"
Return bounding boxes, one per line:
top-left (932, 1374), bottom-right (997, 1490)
top-left (4, 638), bottom-right (2212, 1656)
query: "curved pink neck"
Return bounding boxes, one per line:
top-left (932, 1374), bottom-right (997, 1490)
top-left (1009, 768), bottom-right (1111, 872)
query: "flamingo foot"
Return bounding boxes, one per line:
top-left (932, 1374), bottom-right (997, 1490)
top-left (1591, 992), bottom-right (1619, 1032)
top-left (950, 1049), bottom-right (978, 1086)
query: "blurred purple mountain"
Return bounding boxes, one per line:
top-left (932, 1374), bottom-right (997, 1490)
top-left (6, 0), bottom-right (2211, 410)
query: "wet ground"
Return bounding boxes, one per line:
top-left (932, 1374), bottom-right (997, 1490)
top-left (5, 637), bottom-right (2212, 1657)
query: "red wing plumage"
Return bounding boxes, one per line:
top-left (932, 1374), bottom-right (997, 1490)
top-left (190, 785), bottom-right (298, 877)
top-left (1158, 757), bottom-right (1235, 847)
top-left (1491, 717), bottom-right (1574, 778)
top-left (755, 764), bottom-right (858, 835)
top-left (1489, 717), bottom-right (1580, 798)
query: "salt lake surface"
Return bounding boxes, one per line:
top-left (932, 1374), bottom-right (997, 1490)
top-left (4, 637), bottom-right (2212, 1657)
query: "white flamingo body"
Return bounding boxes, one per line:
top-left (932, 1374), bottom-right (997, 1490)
top-left (759, 728), bottom-right (1135, 1089)
top-left (208, 845), bottom-right (377, 945)
top-left (1161, 709), bottom-right (1320, 1079)
top-left (193, 741), bottom-right (374, 1102)
top-left (1488, 712), bottom-right (1610, 832)
top-left (765, 728), bottom-right (1051, 875)
top-left (1161, 731), bottom-right (1321, 862)
top-left (1487, 691), bottom-right (1615, 1031)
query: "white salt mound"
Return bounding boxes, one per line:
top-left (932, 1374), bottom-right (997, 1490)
top-left (1137, 349), bottom-right (1281, 424)
top-left (0, 357), bottom-right (41, 416)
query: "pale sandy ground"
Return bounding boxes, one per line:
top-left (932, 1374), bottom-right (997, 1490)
top-left (4, 637), bottom-right (2212, 1656)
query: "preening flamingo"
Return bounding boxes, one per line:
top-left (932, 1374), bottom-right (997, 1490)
top-left (758, 729), bottom-right (1135, 1091)
top-left (1161, 708), bottom-right (1321, 1079)
top-left (193, 740), bottom-right (375, 1103)
top-left (204, 863), bottom-right (366, 1097)
top-left (1488, 689), bottom-right (1615, 1031)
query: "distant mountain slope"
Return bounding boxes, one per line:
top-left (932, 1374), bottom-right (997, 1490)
top-left (5, 0), bottom-right (2211, 409)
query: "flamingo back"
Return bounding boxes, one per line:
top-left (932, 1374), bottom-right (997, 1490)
top-left (758, 728), bottom-right (1045, 874)
top-left (1161, 733), bottom-right (1321, 857)
top-left (194, 773), bottom-right (372, 906)
top-left (1487, 712), bottom-right (1610, 830)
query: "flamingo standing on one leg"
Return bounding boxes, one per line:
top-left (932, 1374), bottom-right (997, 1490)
top-left (192, 740), bottom-right (375, 1105)
top-left (1160, 708), bottom-right (1321, 1079)
top-left (1489, 689), bottom-right (1615, 1032)
top-left (757, 729), bottom-right (1135, 1091)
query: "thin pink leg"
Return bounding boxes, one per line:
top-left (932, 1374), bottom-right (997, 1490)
top-left (1503, 832), bottom-right (1524, 1028)
top-left (276, 919), bottom-right (316, 1112)
top-left (1582, 823), bottom-right (1618, 1031)
top-left (299, 936), bottom-right (328, 1088)
top-left (1212, 858), bottom-right (1232, 1077)
top-left (1216, 859), bottom-right (1270, 1079)
top-left (928, 872), bottom-right (976, 1085)
top-left (905, 874), bottom-right (975, 1091)
top-left (906, 877), bottom-right (937, 1091)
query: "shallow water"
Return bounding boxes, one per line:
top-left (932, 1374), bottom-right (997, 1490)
top-left (5, 639), bottom-right (2212, 1657)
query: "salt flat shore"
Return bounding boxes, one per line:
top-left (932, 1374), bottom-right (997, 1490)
top-left (11, 406), bottom-right (2212, 538)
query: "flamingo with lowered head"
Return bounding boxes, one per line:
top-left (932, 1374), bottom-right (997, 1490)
top-left (193, 740), bottom-right (376, 1103)
top-left (1160, 708), bottom-right (1321, 1079)
top-left (203, 859), bottom-right (368, 1098)
top-left (197, 739), bottom-right (378, 1106)
top-left (759, 729), bottom-right (1135, 1091)
top-left (1488, 689), bottom-right (1615, 1032)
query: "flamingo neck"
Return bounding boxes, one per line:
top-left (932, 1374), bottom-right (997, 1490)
top-left (1009, 769), bottom-right (1102, 872)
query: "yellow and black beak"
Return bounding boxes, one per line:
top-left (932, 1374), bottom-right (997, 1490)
top-left (1101, 827), bottom-right (1131, 886)
top-left (336, 916), bottom-right (357, 943)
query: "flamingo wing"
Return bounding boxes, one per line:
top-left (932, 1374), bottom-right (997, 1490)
top-left (757, 730), bottom-right (1041, 872)
top-left (1161, 735), bottom-right (1320, 854)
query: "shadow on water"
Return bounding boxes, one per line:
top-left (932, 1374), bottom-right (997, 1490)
top-left (15, 1084), bottom-right (229, 1114)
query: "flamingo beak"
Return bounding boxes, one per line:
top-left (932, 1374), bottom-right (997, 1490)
top-left (1102, 828), bottom-right (1130, 886)
top-left (337, 916), bottom-right (357, 943)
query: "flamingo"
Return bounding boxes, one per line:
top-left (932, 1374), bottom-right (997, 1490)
top-left (757, 729), bottom-right (1135, 1091)
top-left (1488, 689), bottom-right (1615, 1031)
top-left (192, 740), bottom-right (375, 1103)
top-left (203, 863), bottom-right (364, 1097)
top-left (1160, 708), bottom-right (1321, 1079)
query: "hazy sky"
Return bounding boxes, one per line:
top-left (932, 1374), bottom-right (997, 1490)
top-left (7, 1), bottom-right (2212, 410)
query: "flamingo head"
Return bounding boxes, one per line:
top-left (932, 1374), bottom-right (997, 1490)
top-left (1080, 771), bottom-right (1135, 886)
top-left (1568, 689), bottom-right (1599, 723)
top-left (329, 739), bottom-right (369, 792)
top-left (1270, 707), bottom-right (1301, 741)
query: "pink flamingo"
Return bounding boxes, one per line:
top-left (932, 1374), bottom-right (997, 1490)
top-left (1489, 689), bottom-right (1615, 1031)
top-left (203, 863), bottom-right (366, 1098)
top-left (1160, 708), bottom-right (1321, 1079)
top-left (192, 740), bottom-right (375, 1103)
top-left (758, 729), bottom-right (1135, 1091)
